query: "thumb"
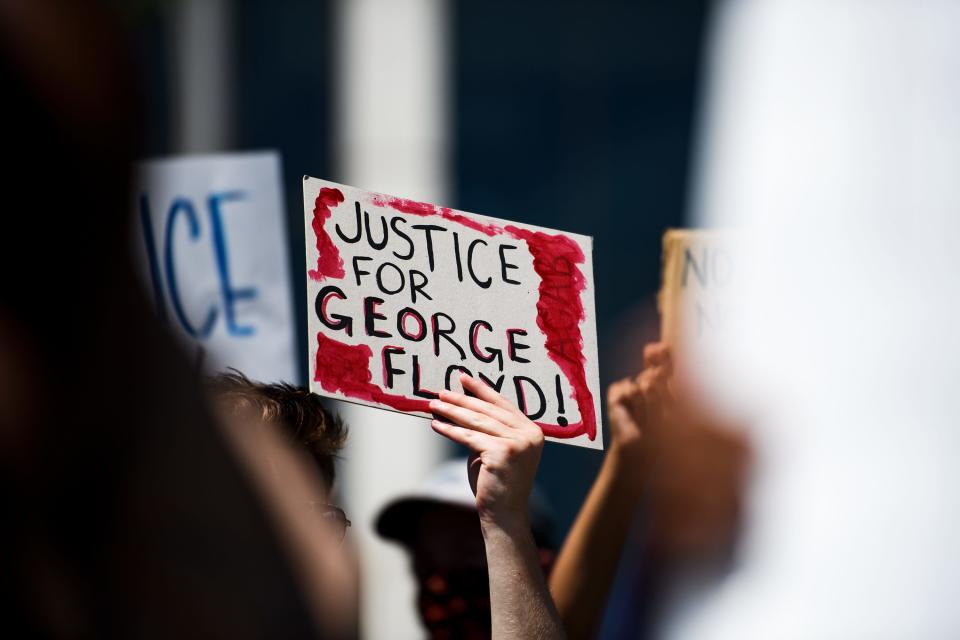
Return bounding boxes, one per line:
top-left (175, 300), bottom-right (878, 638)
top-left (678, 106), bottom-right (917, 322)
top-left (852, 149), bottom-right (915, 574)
top-left (608, 402), bottom-right (633, 429)
top-left (466, 452), bottom-right (482, 497)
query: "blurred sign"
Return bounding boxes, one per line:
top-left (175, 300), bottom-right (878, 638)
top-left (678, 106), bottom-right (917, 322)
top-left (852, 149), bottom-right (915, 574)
top-left (302, 177), bottom-right (603, 449)
top-left (133, 151), bottom-right (297, 382)
top-left (659, 229), bottom-right (733, 349)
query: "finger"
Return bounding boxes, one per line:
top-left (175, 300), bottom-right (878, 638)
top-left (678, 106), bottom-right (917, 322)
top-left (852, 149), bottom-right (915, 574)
top-left (623, 370), bottom-right (656, 415)
top-left (607, 377), bottom-right (630, 401)
top-left (643, 342), bottom-right (670, 368)
top-left (643, 365), bottom-right (670, 396)
top-left (460, 374), bottom-right (522, 415)
top-left (429, 399), bottom-right (511, 437)
top-left (432, 420), bottom-right (499, 452)
top-left (636, 366), bottom-right (660, 395)
top-left (607, 401), bottom-right (634, 429)
top-left (637, 367), bottom-right (668, 422)
top-left (607, 377), bottom-right (636, 408)
top-left (438, 388), bottom-right (519, 427)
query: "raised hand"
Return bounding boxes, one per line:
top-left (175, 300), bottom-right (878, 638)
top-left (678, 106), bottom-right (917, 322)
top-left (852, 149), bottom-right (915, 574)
top-left (606, 342), bottom-right (673, 466)
top-left (429, 373), bottom-right (565, 639)
top-left (429, 373), bottom-right (544, 527)
top-left (549, 342), bottom-right (674, 639)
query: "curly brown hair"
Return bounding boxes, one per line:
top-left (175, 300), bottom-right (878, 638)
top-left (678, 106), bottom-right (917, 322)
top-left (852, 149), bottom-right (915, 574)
top-left (208, 371), bottom-right (348, 488)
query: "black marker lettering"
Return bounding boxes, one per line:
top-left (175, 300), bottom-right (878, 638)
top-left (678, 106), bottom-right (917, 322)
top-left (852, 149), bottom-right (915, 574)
top-left (352, 255), bottom-right (373, 286)
top-left (382, 346), bottom-right (406, 389)
top-left (478, 372), bottom-right (505, 393)
top-left (555, 374), bottom-right (568, 426)
top-left (409, 269), bottom-right (432, 303)
top-left (376, 261), bottom-right (405, 295)
top-left (469, 319), bottom-right (503, 370)
top-left (682, 247), bottom-right (707, 287)
top-left (431, 312), bottom-right (466, 360)
top-left (364, 210), bottom-right (388, 250)
top-left (453, 232), bottom-right (465, 282)
top-left (335, 202), bottom-right (363, 243)
top-left (444, 365), bottom-right (473, 390)
top-left (397, 307), bottom-right (427, 341)
top-left (315, 285), bottom-right (353, 336)
top-left (506, 328), bottom-right (531, 364)
top-left (499, 244), bottom-right (521, 285)
top-left (390, 216), bottom-right (415, 259)
top-left (413, 355), bottom-right (439, 399)
top-left (411, 224), bottom-right (447, 272)
top-left (513, 376), bottom-right (546, 421)
top-left (467, 239), bottom-right (492, 288)
top-left (363, 296), bottom-right (391, 338)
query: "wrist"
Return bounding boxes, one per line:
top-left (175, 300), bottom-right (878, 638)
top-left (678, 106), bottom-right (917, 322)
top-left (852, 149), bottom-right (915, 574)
top-left (479, 509), bottom-right (531, 537)
top-left (606, 440), bottom-right (646, 497)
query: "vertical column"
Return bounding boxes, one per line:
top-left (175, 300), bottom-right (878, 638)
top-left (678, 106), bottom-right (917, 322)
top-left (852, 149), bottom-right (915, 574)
top-left (334, 1), bottom-right (451, 638)
top-left (171, 0), bottom-right (235, 153)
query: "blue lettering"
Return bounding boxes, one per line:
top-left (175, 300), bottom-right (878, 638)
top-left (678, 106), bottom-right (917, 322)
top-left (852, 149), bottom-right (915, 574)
top-left (164, 197), bottom-right (217, 338)
top-left (208, 191), bottom-right (258, 337)
top-left (138, 193), bottom-right (168, 324)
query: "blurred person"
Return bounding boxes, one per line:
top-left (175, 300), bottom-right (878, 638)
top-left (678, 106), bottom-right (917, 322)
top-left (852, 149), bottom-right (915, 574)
top-left (207, 371), bottom-right (349, 513)
top-left (376, 457), bottom-right (557, 639)
top-left (0, 1), bottom-right (353, 636)
top-left (550, 344), bottom-right (750, 639)
top-left (658, 1), bottom-right (960, 638)
top-left (427, 374), bottom-right (567, 639)
top-left (549, 344), bottom-right (670, 640)
top-left (207, 372), bottom-right (359, 637)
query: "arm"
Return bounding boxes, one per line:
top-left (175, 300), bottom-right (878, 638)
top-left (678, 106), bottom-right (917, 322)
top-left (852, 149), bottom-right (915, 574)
top-left (549, 344), bottom-right (672, 640)
top-left (430, 373), bottom-right (565, 640)
top-left (480, 515), bottom-right (561, 639)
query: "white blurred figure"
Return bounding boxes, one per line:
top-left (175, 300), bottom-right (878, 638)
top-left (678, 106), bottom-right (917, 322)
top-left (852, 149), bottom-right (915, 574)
top-left (668, 1), bottom-right (960, 638)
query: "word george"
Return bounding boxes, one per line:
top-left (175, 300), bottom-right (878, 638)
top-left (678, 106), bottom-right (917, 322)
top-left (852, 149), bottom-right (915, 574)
top-left (316, 285), bottom-right (532, 371)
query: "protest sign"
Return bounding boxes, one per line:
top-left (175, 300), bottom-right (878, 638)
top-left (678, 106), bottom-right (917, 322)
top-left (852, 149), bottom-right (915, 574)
top-left (303, 177), bottom-right (603, 449)
top-left (134, 151), bottom-right (297, 382)
top-left (659, 229), bottom-right (733, 349)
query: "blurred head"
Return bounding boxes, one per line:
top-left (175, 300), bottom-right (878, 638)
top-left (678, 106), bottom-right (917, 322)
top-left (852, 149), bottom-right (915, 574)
top-left (208, 371), bottom-right (347, 499)
top-left (376, 458), bottom-right (555, 640)
top-left (206, 372), bottom-right (358, 634)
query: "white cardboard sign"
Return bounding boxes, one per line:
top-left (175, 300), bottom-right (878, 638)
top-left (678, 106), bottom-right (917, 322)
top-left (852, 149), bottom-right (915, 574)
top-left (303, 177), bottom-right (603, 449)
top-left (659, 229), bottom-right (734, 351)
top-left (133, 151), bottom-right (297, 383)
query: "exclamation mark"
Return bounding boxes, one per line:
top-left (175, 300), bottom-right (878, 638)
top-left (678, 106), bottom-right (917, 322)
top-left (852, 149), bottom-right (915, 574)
top-left (555, 374), bottom-right (568, 426)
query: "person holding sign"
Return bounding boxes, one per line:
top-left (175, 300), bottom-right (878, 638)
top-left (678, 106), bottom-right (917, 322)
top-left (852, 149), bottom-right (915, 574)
top-left (429, 373), bottom-right (567, 640)
top-left (549, 343), bottom-right (750, 639)
top-left (549, 343), bottom-right (673, 639)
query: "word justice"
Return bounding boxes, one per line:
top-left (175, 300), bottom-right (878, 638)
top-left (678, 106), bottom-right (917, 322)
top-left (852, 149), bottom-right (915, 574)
top-left (335, 202), bottom-right (524, 289)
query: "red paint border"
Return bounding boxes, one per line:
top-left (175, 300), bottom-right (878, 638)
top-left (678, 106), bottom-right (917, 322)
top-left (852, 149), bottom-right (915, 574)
top-left (309, 187), bottom-right (596, 441)
top-left (307, 187), bottom-right (346, 281)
